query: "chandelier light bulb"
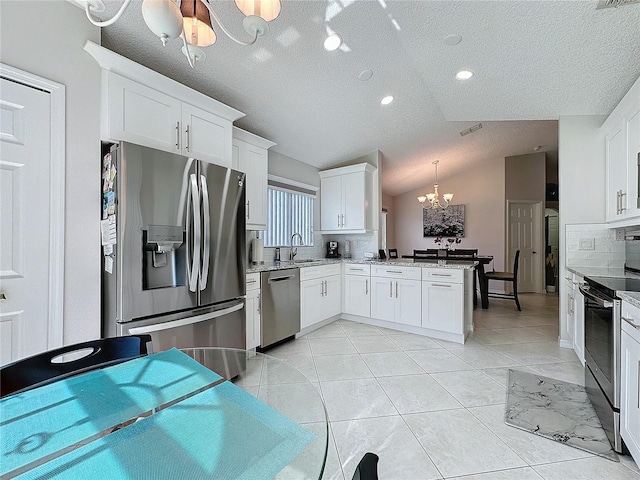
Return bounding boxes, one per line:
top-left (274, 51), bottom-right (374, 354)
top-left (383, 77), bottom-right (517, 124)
top-left (235, 0), bottom-right (282, 22)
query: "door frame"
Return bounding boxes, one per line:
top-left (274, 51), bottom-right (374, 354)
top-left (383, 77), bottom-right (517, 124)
top-left (1, 63), bottom-right (65, 350)
top-left (506, 199), bottom-right (545, 294)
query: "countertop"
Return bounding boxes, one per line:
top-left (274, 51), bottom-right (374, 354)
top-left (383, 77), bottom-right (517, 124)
top-left (618, 291), bottom-right (640, 309)
top-left (566, 266), bottom-right (628, 279)
top-left (247, 258), bottom-right (478, 273)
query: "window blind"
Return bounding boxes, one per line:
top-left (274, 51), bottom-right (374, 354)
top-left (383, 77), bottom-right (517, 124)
top-left (264, 186), bottom-right (314, 247)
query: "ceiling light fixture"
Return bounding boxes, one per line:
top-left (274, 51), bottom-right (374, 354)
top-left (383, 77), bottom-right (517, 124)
top-left (456, 70), bottom-right (474, 80)
top-left (324, 33), bottom-right (343, 51)
top-left (381, 95), bottom-right (394, 105)
top-left (417, 160), bottom-right (454, 209)
top-left (460, 123), bottom-right (482, 137)
top-left (73, 0), bottom-right (281, 67)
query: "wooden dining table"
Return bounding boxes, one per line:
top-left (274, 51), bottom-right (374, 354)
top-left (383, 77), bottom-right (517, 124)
top-left (401, 254), bottom-right (494, 309)
top-left (0, 348), bottom-right (328, 479)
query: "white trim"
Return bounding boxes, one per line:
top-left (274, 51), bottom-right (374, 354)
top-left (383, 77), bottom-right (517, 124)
top-left (232, 126), bottom-right (276, 149)
top-left (267, 174), bottom-right (319, 192)
top-left (84, 41), bottom-right (244, 122)
top-left (0, 63), bottom-right (65, 350)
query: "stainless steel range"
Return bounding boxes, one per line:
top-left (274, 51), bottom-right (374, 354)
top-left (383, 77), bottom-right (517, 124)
top-left (580, 275), bottom-right (640, 453)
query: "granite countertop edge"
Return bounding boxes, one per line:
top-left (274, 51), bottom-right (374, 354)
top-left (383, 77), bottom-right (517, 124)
top-left (247, 258), bottom-right (477, 273)
top-left (618, 291), bottom-right (640, 308)
top-left (566, 266), bottom-right (628, 279)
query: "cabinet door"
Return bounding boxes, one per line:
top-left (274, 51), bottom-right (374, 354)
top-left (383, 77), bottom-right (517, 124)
top-left (573, 285), bottom-right (585, 364)
top-left (324, 275), bottom-right (342, 319)
top-left (301, 279), bottom-right (324, 329)
top-left (107, 73), bottom-right (181, 152)
top-left (182, 103), bottom-right (231, 167)
top-left (342, 172), bottom-right (365, 230)
top-left (605, 122), bottom-right (628, 221)
top-left (371, 277), bottom-right (395, 322)
top-left (237, 141), bottom-right (268, 230)
top-left (320, 175), bottom-right (343, 230)
top-left (422, 281), bottom-right (463, 334)
top-left (344, 275), bottom-right (370, 317)
top-left (621, 330), bottom-right (640, 461)
top-left (246, 289), bottom-right (261, 349)
top-left (565, 284), bottom-right (575, 344)
top-left (624, 106), bottom-right (640, 219)
top-left (395, 279), bottom-right (421, 327)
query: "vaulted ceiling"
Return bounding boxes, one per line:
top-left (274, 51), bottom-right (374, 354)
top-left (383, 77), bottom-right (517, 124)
top-left (93, 0), bottom-right (640, 195)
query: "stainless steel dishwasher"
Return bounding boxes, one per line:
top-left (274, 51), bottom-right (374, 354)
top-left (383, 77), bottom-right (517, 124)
top-left (260, 268), bottom-right (300, 349)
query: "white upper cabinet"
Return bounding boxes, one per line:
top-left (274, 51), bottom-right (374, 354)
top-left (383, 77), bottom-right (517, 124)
top-left (603, 75), bottom-right (640, 225)
top-left (232, 127), bottom-right (275, 231)
top-left (86, 42), bottom-right (243, 169)
top-left (319, 163), bottom-right (377, 233)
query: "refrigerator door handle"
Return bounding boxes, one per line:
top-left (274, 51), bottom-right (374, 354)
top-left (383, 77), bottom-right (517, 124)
top-left (186, 173), bottom-right (201, 292)
top-left (128, 301), bottom-right (245, 335)
top-left (199, 174), bottom-right (210, 290)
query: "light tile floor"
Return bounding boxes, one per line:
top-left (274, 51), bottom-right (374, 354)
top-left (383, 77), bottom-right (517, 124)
top-left (265, 293), bottom-right (640, 479)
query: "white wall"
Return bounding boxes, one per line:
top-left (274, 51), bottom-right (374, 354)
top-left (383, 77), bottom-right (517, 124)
top-left (0, 1), bottom-right (102, 344)
top-left (393, 156), bottom-right (506, 271)
top-left (557, 115), bottom-right (607, 345)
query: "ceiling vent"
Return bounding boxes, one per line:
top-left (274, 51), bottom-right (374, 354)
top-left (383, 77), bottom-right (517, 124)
top-left (460, 123), bottom-right (482, 137)
top-left (596, 0), bottom-right (640, 9)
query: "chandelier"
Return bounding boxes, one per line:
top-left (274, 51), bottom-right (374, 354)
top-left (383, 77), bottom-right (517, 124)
top-left (72, 0), bottom-right (281, 67)
top-left (417, 160), bottom-right (454, 209)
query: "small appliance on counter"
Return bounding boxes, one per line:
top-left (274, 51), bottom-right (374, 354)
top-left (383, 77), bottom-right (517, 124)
top-left (326, 241), bottom-right (340, 258)
top-left (344, 240), bottom-right (352, 258)
top-left (251, 236), bottom-right (264, 265)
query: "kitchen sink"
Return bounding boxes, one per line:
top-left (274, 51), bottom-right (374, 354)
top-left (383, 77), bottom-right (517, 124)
top-left (293, 259), bottom-right (322, 263)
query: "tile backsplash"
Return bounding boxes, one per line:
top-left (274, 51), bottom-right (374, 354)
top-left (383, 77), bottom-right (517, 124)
top-left (565, 224), bottom-right (624, 269)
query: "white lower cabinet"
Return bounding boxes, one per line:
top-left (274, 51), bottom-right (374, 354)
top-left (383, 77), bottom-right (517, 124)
top-left (370, 265), bottom-right (421, 327)
top-left (343, 264), bottom-right (371, 317)
top-left (621, 300), bottom-right (640, 464)
top-left (421, 280), bottom-right (463, 335)
top-left (245, 273), bottom-right (261, 350)
top-left (300, 264), bottom-right (341, 330)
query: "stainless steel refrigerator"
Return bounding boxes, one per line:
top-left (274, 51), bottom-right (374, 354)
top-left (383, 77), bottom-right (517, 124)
top-left (102, 142), bottom-right (246, 353)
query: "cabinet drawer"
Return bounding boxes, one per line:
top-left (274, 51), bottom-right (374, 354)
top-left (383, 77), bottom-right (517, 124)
top-left (371, 265), bottom-right (421, 280)
top-left (622, 300), bottom-right (640, 343)
top-left (344, 264), bottom-right (370, 276)
top-left (246, 272), bottom-right (260, 291)
top-left (300, 263), bottom-right (341, 281)
top-left (422, 268), bottom-right (463, 284)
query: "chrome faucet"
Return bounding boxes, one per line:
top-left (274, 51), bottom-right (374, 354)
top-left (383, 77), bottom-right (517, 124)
top-left (290, 233), bottom-right (304, 260)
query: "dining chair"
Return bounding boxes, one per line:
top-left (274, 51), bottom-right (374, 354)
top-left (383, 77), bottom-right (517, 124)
top-left (413, 249), bottom-right (439, 258)
top-left (0, 335), bottom-right (152, 398)
top-left (352, 452), bottom-right (379, 480)
top-left (388, 248), bottom-right (398, 259)
top-left (485, 250), bottom-right (521, 311)
top-left (446, 248), bottom-right (478, 258)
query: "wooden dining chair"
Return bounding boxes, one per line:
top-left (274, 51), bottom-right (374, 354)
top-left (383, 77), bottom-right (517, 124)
top-left (414, 249), bottom-right (438, 258)
top-left (0, 335), bottom-right (152, 398)
top-left (485, 250), bottom-right (521, 311)
top-left (446, 249), bottom-right (478, 258)
top-left (352, 452), bottom-right (379, 480)
top-left (388, 248), bottom-right (398, 259)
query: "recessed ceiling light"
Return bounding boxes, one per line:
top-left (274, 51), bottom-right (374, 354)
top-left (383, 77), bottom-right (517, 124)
top-left (456, 70), bottom-right (473, 80)
top-left (444, 34), bottom-right (462, 46)
top-left (358, 69), bottom-right (373, 81)
top-left (324, 33), bottom-right (342, 51)
top-left (381, 95), bottom-right (394, 105)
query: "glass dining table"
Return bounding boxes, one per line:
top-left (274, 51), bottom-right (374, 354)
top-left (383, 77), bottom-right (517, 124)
top-left (0, 347), bottom-right (329, 479)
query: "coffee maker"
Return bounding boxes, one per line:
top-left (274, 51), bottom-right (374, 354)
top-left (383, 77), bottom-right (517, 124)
top-left (326, 241), bottom-right (340, 258)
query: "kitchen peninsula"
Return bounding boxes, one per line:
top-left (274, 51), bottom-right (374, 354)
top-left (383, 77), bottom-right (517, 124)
top-left (248, 259), bottom-right (476, 345)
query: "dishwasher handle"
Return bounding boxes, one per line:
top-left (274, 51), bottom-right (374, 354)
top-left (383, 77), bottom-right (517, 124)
top-left (268, 274), bottom-right (296, 283)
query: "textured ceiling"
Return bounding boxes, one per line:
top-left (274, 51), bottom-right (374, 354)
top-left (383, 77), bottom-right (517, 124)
top-left (93, 0), bottom-right (640, 196)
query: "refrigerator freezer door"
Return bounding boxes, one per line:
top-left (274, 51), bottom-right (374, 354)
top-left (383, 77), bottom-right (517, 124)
top-left (123, 299), bottom-right (247, 377)
top-left (111, 143), bottom-right (198, 324)
top-left (198, 161), bottom-right (246, 306)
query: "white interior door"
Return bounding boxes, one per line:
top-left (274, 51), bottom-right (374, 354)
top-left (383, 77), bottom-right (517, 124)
top-left (508, 201), bottom-right (543, 293)
top-left (0, 77), bottom-right (54, 364)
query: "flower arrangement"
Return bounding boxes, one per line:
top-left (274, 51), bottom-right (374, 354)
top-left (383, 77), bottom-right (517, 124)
top-left (434, 236), bottom-right (462, 250)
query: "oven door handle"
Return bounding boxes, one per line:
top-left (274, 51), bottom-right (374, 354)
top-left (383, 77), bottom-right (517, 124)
top-left (579, 284), bottom-right (613, 308)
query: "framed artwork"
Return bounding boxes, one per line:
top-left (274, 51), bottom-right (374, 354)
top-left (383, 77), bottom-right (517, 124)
top-left (423, 204), bottom-right (465, 237)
